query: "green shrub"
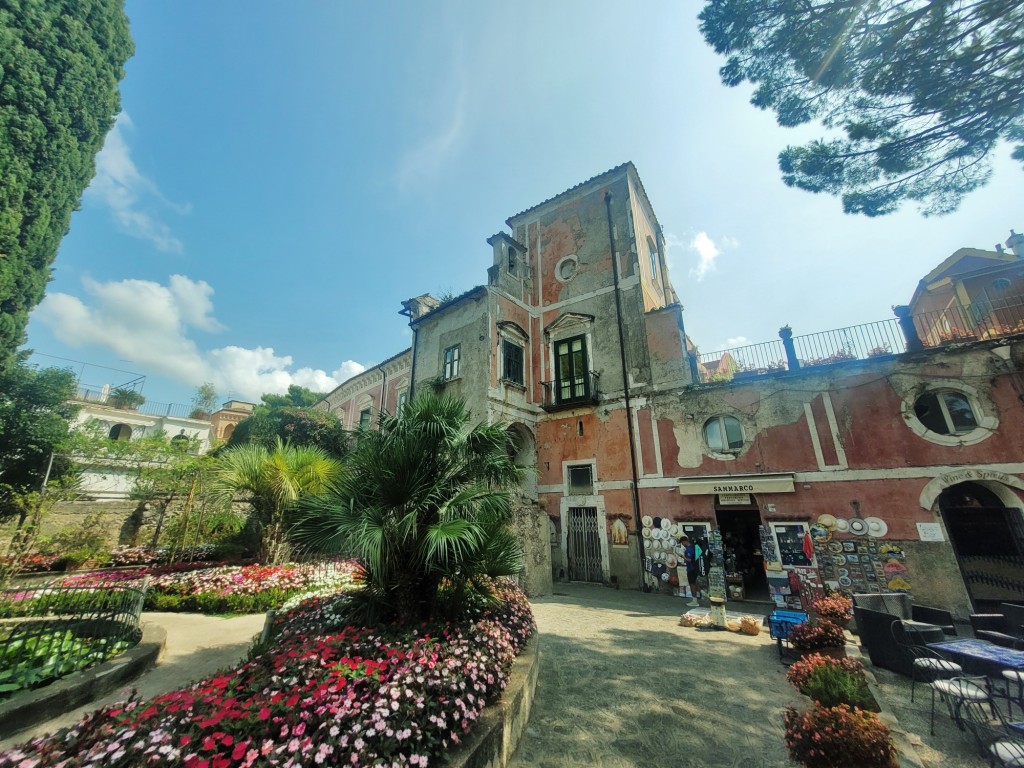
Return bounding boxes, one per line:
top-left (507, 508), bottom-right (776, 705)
top-left (802, 664), bottom-right (877, 710)
top-left (146, 593), bottom-right (188, 612)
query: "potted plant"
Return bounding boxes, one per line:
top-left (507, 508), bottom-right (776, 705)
top-left (108, 386), bottom-right (145, 410)
top-left (784, 703), bottom-right (897, 768)
top-left (812, 594), bottom-right (853, 626)
top-left (786, 653), bottom-right (876, 710)
top-left (789, 620), bottom-right (847, 658)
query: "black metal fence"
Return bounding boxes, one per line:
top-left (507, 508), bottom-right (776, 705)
top-left (0, 579), bottom-right (149, 696)
top-left (697, 295), bottom-right (1024, 384)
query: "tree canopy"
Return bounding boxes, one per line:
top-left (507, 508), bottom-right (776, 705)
top-left (214, 438), bottom-right (343, 565)
top-left (698, 0), bottom-right (1024, 216)
top-left (295, 392), bottom-right (524, 624)
top-left (225, 387), bottom-right (348, 458)
top-left (260, 384), bottom-right (321, 410)
top-left (189, 382), bottom-right (218, 419)
top-left (0, 362), bottom-right (79, 518)
top-left (0, 0), bottom-right (133, 368)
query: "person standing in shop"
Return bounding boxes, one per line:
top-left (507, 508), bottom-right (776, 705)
top-left (682, 536), bottom-right (700, 607)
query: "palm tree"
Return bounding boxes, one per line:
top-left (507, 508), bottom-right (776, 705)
top-left (213, 438), bottom-right (343, 564)
top-left (294, 392), bottom-right (525, 624)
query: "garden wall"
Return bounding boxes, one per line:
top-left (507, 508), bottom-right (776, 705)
top-left (0, 500), bottom-right (186, 557)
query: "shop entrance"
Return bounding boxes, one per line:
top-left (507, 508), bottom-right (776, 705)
top-left (939, 482), bottom-right (1024, 613)
top-left (715, 501), bottom-right (769, 602)
top-left (566, 507), bottom-right (603, 582)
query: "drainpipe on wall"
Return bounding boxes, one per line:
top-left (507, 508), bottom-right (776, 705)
top-left (407, 326), bottom-right (419, 401)
top-left (604, 191), bottom-right (648, 591)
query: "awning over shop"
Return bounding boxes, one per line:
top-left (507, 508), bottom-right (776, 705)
top-left (677, 473), bottom-right (795, 496)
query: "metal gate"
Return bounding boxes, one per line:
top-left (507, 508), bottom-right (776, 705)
top-left (943, 506), bottom-right (1024, 611)
top-left (567, 507), bottom-right (603, 582)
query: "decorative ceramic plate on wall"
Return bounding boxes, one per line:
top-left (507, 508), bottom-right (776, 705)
top-left (848, 518), bottom-right (869, 536)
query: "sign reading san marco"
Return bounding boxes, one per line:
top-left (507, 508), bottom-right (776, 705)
top-left (677, 473), bottom-right (796, 496)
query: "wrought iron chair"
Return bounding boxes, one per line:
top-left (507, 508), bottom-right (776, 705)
top-left (1000, 671), bottom-right (1024, 720)
top-left (892, 618), bottom-right (970, 733)
top-left (959, 688), bottom-right (1024, 766)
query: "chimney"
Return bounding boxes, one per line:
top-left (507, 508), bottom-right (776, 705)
top-left (1007, 229), bottom-right (1024, 257)
top-left (995, 244), bottom-right (1005, 254)
top-left (399, 293), bottom-right (441, 320)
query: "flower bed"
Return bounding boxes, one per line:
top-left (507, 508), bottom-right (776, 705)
top-left (0, 561), bottom-right (365, 616)
top-left (0, 580), bottom-right (536, 767)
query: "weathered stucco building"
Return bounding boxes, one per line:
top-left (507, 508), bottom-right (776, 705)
top-left (319, 164), bottom-right (1024, 617)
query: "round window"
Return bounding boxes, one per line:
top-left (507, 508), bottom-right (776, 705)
top-left (913, 390), bottom-right (978, 435)
top-left (703, 415), bottom-right (743, 452)
top-left (556, 255), bottom-right (579, 282)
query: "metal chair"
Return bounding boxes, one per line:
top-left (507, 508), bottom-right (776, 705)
top-left (959, 689), bottom-right (1024, 766)
top-left (990, 670), bottom-right (1024, 720)
top-left (932, 675), bottom-right (992, 735)
top-left (891, 620), bottom-right (964, 721)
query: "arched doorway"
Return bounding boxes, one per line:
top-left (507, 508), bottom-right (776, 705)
top-left (938, 481), bottom-right (1024, 612)
top-left (109, 423), bottom-right (132, 441)
top-left (506, 423), bottom-right (537, 499)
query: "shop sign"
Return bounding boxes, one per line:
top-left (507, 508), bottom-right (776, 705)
top-left (677, 473), bottom-right (795, 496)
top-left (917, 522), bottom-right (945, 542)
top-left (718, 492), bottom-right (751, 505)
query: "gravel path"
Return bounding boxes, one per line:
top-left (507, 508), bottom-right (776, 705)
top-left (511, 584), bottom-right (988, 768)
top-left (510, 584), bottom-right (804, 768)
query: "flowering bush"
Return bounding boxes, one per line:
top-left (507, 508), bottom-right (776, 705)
top-left (5, 553), bottom-right (68, 573)
top-left (787, 654), bottom-right (864, 691)
top-left (0, 580), bottom-right (536, 767)
top-left (812, 594), bottom-right (853, 625)
top-left (786, 654), bottom-right (875, 710)
top-left (108, 546), bottom-right (169, 567)
top-left (789, 621), bottom-right (846, 652)
top-left (784, 704), bottom-right (897, 768)
top-left (54, 560), bottom-right (365, 615)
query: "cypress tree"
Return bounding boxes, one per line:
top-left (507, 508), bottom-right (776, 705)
top-left (0, 0), bottom-right (133, 368)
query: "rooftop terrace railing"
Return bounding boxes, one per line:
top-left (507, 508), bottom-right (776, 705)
top-left (696, 294), bottom-right (1024, 385)
top-left (73, 388), bottom-right (197, 420)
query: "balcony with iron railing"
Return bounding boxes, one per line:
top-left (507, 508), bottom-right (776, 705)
top-left (72, 386), bottom-right (200, 420)
top-left (696, 295), bottom-right (1024, 385)
top-left (540, 371), bottom-right (600, 411)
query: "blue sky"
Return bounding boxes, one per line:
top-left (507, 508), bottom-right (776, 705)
top-left (25, 1), bottom-right (1023, 408)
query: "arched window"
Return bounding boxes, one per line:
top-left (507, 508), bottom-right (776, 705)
top-left (647, 237), bottom-right (659, 281)
top-left (703, 416), bottom-right (743, 452)
top-left (222, 423), bottom-right (236, 440)
top-left (109, 423), bottom-right (133, 441)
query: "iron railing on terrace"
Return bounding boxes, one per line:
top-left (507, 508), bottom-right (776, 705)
top-left (697, 294), bottom-right (1024, 385)
top-left (73, 387), bottom-right (197, 419)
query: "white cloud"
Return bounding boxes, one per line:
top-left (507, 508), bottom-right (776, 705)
top-left (33, 275), bottom-right (367, 402)
top-left (665, 231), bottom-right (738, 283)
top-left (689, 232), bottom-right (721, 281)
top-left (721, 336), bottom-right (750, 349)
top-left (396, 51), bottom-right (468, 192)
top-left (87, 113), bottom-right (188, 253)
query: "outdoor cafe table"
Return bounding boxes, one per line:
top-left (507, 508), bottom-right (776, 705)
top-left (928, 638), bottom-right (1024, 675)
